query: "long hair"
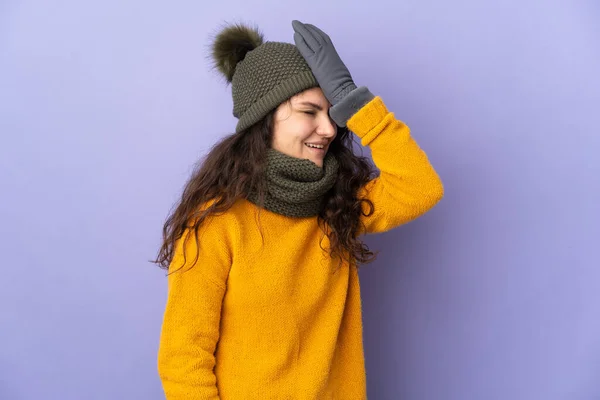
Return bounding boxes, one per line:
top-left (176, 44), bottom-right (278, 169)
top-left (151, 107), bottom-right (380, 273)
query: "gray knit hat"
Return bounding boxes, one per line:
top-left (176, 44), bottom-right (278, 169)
top-left (211, 22), bottom-right (318, 133)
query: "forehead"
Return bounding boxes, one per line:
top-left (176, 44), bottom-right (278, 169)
top-left (291, 87), bottom-right (330, 108)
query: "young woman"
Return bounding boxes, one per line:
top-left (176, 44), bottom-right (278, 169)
top-left (153, 20), bottom-right (444, 399)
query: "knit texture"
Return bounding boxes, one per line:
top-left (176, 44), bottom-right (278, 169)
top-left (157, 96), bottom-right (444, 399)
top-left (232, 42), bottom-right (318, 132)
top-left (246, 148), bottom-right (339, 218)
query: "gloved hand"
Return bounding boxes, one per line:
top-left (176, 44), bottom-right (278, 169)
top-left (292, 20), bottom-right (357, 106)
top-left (292, 20), bottom-right (375, 127)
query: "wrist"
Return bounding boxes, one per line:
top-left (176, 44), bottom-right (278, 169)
top-left (332, 81), bottom-right (358, 105)
top-left (329, 86), bottom-right (375, 127)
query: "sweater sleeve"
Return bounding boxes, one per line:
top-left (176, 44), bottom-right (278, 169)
top-left (157, 215), bottom-right (233, 400)
top-left (345, 93), bottom-right (444, 235)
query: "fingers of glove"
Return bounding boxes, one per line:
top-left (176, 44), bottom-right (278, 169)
top-left (292, 20), bottom-right (321, 52)
top-left (293, 32), bottom-right (314, 58)
top-left (305, 23), bottom-right (331, 45)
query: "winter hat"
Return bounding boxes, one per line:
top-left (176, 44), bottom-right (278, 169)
top-left (211, 22), bottom-right (319, 133)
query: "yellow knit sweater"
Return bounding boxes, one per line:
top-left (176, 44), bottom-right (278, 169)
top-left (157, 96), bottom-right (444, 399)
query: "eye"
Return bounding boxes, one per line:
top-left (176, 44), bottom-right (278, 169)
top-left (303, 110), bottom-right (316, 115)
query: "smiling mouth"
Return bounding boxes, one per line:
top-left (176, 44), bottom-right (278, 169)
top-left (305, 143), bottom-right (326, 150)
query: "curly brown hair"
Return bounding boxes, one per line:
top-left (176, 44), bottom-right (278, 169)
top-left (151, 103), bottom-right (380, 274)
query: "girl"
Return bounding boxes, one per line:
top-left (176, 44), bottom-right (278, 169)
top-left (154, 20), bottom-right (443, 399)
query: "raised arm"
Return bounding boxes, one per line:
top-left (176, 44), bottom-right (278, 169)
top-left (337, 88), bottom-right (444, 235)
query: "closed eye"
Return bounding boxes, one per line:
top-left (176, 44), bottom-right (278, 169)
top-left (303, 111), bottom-right (316, 115)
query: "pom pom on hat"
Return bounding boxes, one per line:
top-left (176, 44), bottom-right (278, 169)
top-left (211, 22), bottom-right (264, 83)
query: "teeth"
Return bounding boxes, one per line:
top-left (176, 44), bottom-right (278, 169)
top-left (306, 143), bottom-right (324, 149)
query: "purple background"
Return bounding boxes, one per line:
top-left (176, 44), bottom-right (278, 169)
top-left (1, 1), bottom-right (599, 399)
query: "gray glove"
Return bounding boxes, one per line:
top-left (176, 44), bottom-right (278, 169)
top-left (292, 20), bottom-right (374, 127)
top-left (292, 20), bottom-right (357, 105)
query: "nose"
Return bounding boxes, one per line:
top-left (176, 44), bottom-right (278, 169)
top-left (317, 114), bottom-right (338, 139)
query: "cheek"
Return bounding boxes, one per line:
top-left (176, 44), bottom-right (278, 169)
top-left (286, 124), bottom-right (314, 143)
top-left (300, 120), bottom-right (318, 136)
top-left (274, 117), bottom-right (317, 147)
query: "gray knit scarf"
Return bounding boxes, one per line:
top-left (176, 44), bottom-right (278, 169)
top-left (247, 148), bottom-right (340, 218)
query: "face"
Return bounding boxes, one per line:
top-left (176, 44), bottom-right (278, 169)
top-left (271, 87), bottom-right (338, 168)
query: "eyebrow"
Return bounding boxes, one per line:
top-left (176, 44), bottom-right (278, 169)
top-left (297, 101), bottom-right (326, 111)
